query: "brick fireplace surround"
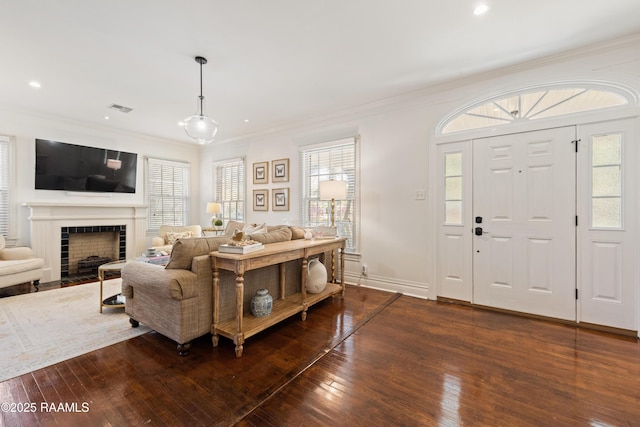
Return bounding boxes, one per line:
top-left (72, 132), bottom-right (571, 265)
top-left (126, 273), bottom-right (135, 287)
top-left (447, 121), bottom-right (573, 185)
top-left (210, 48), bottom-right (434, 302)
top-left (23, 203), bottom-right (147, 283)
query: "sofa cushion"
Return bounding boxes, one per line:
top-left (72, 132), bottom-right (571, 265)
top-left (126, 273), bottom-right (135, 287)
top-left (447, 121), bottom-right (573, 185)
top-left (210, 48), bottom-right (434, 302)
top-left (224, 220), bottom-right (245, 237)
top-left (165, 236), bottom-right (229, 270)
top-left (0, 235), bottom-right (4, 251)
top-left (249, 227), bottom-right (292, 244)
top-left (0, 258), bottom-right (44, 276)
top-left (289, 226), bottom-right (306, 240)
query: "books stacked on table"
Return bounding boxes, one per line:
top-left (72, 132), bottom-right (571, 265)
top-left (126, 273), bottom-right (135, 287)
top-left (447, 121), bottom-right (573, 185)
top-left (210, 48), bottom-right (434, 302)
top-left (218, 243), bottom-right (264, 254)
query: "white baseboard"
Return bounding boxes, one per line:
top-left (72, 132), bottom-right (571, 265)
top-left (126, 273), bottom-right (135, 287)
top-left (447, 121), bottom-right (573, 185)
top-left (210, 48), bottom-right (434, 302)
top-left (343, 272), bottom-right (430, 299)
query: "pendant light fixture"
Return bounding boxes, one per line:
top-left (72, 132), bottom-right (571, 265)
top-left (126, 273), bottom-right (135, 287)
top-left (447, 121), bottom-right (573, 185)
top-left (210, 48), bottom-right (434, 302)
top-left (184, 56), bottom-right (218, 144)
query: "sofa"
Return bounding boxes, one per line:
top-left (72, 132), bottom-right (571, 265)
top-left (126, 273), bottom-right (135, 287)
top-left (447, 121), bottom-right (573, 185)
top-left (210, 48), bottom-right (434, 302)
top-left (150, 224), bottom-right (203, 254)
top-left (121, 222), bottom-right (309, 354)
top-left (0, 235), bottom-right (44, 291)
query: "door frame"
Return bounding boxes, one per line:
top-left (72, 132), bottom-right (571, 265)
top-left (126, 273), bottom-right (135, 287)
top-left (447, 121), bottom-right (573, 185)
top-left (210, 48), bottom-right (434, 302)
top-left (430, 108), bottom-right (640, 337)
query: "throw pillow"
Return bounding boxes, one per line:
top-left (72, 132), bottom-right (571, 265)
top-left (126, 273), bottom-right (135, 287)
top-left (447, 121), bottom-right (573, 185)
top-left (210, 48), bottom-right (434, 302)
top-left (243, 223), bottom-right (268, 234)
top-left (166, 231), bottom-right (192, 245)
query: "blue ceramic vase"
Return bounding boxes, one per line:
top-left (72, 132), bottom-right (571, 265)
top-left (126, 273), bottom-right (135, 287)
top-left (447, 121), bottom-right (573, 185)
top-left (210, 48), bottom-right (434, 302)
top-left (250, 289), bottom-right (273, 317)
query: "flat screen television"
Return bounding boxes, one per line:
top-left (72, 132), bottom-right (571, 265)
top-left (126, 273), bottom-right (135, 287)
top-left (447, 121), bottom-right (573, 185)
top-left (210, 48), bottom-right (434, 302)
top-left (35, 139), bottom-right (137, 193)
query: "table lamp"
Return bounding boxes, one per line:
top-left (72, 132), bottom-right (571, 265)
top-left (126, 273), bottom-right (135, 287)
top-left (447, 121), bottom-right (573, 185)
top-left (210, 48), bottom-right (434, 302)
top-left (206, 202), bottom-right (222, 227)
top-left (319, 180), bottom-right (348, 282)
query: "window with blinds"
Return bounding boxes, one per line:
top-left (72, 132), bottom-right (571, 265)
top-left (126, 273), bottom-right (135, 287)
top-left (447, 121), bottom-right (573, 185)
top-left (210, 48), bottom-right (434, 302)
top-left (300, 137), bottom-right (358, 253)
top-left (0, 136), bottom-right (9, 237)
top-left (146, 158), bottom-right (190, 230)
top-left (214, 157), bottom-right (245, 222)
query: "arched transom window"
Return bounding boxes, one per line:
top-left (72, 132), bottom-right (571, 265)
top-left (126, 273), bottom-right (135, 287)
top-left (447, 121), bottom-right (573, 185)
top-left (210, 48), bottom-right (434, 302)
top-left (441, 87), bottom-right (629, 134)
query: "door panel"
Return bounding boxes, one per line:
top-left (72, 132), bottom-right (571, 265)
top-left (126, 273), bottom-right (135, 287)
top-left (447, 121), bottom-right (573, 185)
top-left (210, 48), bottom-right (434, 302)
top-left (473, 127), bottom-right (576, 320)
top-left (578, 119), bottom-right (637, 331)
top-left (436, 141), bottom-right (472, 301)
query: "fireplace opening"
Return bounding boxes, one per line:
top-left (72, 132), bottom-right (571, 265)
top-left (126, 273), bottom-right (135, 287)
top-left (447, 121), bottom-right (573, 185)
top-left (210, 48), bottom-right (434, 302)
top-left (60, 225), bottom-right (126, 280)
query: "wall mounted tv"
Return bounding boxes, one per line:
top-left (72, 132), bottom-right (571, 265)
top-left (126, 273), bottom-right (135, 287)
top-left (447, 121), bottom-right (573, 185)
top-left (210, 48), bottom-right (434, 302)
top-left (35, 139), bottom-right (137, 193)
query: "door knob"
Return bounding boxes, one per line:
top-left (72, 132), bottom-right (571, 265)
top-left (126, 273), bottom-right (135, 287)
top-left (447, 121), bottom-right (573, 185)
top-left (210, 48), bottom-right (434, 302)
top-left (474, 227), bottom-right (487, 236)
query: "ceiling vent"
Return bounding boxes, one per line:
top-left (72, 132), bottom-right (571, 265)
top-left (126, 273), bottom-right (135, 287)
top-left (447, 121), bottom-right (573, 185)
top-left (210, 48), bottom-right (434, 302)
top-left (108, 103), bottom-right (133, 113)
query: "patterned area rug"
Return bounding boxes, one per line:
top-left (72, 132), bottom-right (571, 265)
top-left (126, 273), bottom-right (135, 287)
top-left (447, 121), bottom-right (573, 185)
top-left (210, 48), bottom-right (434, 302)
top-left (0, 278), bottom-right (151, 382)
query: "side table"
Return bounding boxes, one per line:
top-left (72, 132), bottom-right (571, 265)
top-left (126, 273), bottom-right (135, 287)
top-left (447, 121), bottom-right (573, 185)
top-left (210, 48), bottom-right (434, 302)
top-left (98, 260), bottom-right (129, 313)
top-left (203, 227), bottom-right (224, 236)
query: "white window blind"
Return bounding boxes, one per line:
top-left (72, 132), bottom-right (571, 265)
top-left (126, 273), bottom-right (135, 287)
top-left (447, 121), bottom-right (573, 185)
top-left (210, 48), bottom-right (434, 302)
top-left (300, 137), bottom-right (358, 252)
top-left (146, 158), bottom-right (190, 230)
top-left (0, 136), bottom-right (9, 237)
top-left (214, 157), bottom-right (245, 222)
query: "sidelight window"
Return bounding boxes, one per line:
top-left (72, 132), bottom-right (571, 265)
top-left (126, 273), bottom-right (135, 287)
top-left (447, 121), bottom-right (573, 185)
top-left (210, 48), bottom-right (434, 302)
top-left (591, 134), bottom-right (622, 229)
top-left (444, 152), bottom-right (463, 225)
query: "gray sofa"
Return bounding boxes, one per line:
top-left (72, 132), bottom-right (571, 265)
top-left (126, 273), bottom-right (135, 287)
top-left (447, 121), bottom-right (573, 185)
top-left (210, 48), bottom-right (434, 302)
top-left (121, 224), bottom-right (307, 354)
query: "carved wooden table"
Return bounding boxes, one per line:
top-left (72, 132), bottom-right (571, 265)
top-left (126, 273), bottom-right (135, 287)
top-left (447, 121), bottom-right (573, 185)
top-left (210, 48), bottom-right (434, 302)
top-left (210, 238), bottom-right (346, 357)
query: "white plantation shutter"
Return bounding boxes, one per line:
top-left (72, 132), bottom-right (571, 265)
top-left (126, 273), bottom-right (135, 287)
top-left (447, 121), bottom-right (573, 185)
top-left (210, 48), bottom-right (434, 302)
top-left (214, 157), bottom-right (245, 222)
top-left (300, 137), bottom-right (359, 252)
top-left (146, 158), bottom-right (190, 230)
top-left (0, 136), bottom-right (9, 237)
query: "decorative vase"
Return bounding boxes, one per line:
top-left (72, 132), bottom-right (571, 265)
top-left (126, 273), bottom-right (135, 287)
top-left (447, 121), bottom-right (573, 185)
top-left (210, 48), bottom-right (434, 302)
top-left (304, 229), bottom-right (313, 240)
top-left (250, 289), bottom-right (273, 317)
top-left (306, 258), bottom-right (327, 294)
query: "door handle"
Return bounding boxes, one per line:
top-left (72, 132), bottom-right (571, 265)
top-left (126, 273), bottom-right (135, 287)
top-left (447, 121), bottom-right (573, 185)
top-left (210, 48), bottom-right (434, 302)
top-left (474, 227), bottom-right (488, 236)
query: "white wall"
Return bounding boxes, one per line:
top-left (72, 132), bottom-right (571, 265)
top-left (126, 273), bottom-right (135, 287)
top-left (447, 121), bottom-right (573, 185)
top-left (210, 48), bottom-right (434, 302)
top-left (3, 35), bottom-right (639, 299)
top-left (0, 109), bottom-right (201, 249)
top-left (201, 34), bottom-right (640, 300)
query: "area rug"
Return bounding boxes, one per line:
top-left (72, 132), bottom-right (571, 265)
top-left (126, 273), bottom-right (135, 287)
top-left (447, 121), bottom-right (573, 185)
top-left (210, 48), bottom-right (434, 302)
top-left (0, 278), bottom-right (151, 382)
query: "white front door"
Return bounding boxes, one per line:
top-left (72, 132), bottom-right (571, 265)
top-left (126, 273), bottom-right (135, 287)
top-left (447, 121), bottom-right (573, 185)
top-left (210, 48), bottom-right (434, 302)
top-left (472, 127), bottom-right (576, 320)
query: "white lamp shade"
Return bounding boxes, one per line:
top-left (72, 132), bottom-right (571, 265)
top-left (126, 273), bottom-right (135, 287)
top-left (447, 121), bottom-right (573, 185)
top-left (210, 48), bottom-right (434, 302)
top-left (319, 180), bottom-right (348, 200)
top-left (206, 202), bottom-right (222, 214)
top-left (106, 159), bottom-right (122, 170)
top-left (184, 114), bottom-right (218, 145)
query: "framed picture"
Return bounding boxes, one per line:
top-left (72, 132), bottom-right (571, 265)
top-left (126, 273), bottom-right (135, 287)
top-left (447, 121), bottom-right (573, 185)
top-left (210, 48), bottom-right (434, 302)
top-left (272, 158), bottom-right (289, 182)
top-left (253, 161), bottom-right (268, 184)
top-left (253, 189), bottom-right (268, 211)
top-left (272, 188), bottom-right (289, 211)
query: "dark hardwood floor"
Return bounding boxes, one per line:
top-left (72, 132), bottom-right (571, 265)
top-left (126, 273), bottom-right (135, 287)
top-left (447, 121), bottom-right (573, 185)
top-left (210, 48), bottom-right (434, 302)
top-left (1, 284), bottom-right (639, 426)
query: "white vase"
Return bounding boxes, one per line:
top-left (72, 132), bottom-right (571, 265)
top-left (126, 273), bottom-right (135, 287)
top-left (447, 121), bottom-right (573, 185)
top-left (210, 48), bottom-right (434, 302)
top-left (306, 258), bottom-right (327, 294)
top-left (304, 229), bottom-right (313, 240)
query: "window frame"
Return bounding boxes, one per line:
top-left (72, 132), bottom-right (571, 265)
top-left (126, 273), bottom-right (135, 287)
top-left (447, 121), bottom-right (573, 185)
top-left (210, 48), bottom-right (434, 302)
top-left (0, 135), bottom-right (13, 238)
top-left (145, 157), bottom-right (191, 231)
top-left (299, 136), bottom-right (360, 253)
top-left (213, 156), bottom-right (246, 223)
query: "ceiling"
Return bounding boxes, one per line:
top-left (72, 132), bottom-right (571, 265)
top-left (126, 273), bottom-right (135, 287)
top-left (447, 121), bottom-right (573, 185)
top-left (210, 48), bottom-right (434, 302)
top-left (2, 0), bottom-right (640, 144)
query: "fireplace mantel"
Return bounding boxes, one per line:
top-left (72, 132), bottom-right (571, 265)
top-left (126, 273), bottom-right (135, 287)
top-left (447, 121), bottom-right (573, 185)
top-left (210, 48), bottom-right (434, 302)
top-left (23, 203), bottom-right (147, 282)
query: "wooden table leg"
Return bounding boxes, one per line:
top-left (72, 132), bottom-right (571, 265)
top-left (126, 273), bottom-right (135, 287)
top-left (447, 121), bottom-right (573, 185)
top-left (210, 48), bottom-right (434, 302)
top-left (211, 266), bottom-right (220, 347)
top-left (235, 272), bottom-right (244, 357)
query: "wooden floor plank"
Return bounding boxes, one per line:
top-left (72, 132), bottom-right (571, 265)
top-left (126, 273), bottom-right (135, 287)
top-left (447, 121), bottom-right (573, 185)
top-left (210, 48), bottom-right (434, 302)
top-left (1, 286), bottom-right (638, 426)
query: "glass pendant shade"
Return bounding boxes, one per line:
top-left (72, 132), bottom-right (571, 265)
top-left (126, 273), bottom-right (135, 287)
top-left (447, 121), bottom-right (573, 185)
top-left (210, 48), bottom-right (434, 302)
top-left (184, 97), bottom-right (218, 144)
top-left (184, 56), bottom-right (218, 145)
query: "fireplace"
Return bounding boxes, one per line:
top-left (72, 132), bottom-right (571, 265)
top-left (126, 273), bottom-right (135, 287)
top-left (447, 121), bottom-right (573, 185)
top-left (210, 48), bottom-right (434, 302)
top-left (60, 225), bottom-right (126, 277)
top-left (24, 203), bottom-right (147, 282)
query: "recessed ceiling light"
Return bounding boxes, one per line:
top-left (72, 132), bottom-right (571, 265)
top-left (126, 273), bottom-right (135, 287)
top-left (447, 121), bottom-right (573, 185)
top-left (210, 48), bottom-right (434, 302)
top-left (29, 81), bottom-right (41, 88)
top-left (178, 121), bottom-right (185, 127)
top-left (104, 116), bottom-right (110, 120)
top-left (244, 119), bottom-right (249, 123)
top-left (473, 4), bottom-right (489, 15)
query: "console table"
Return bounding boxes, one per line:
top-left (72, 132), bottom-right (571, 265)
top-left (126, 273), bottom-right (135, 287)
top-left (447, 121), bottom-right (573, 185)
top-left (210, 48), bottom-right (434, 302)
top-left (210, 238), bottom-right (346, 357)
